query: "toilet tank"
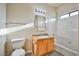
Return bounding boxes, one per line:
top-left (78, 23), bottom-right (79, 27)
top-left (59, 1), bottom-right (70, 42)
top-left (11, 37), bottom-right (25, 49)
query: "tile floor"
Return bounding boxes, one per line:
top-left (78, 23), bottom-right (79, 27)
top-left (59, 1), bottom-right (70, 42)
top-left (47, 51), bottom-right (63, 56)
top-left (26, 51), bottom-right (63, 56)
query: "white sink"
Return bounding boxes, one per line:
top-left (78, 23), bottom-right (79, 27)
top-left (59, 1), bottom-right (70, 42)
top-left (38, 36), bottom-right (49, 38)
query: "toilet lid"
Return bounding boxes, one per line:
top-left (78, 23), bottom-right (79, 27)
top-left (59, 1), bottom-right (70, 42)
top-left (11, 48), bottom-right (25, 56)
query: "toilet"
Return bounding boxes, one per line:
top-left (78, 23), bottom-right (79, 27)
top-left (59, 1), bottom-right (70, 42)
top-left (11, 38), bottom-right (26, 56)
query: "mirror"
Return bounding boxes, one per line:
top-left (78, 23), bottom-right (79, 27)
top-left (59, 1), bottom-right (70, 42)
top-left (34, 15), bottom-right (46, 32)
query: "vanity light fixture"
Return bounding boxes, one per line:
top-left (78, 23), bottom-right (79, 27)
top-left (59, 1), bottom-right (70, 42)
top-left (34, 8), bottom-right (46, 16)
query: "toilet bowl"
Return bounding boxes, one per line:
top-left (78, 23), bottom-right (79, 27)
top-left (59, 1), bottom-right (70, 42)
top-left (11, 37), bottom-right (26, 56)
top-left (11, 48), bottom-right (25, 56)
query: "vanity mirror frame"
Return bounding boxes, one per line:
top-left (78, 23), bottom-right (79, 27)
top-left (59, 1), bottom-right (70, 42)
top-left (34, 15), bottom-right (46, 32)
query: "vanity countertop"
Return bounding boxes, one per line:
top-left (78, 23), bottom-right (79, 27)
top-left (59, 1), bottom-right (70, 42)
top-left (32, 35), bottom-right (54, 40)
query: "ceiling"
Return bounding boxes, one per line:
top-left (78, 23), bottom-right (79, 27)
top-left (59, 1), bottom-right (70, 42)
top-left (47, 3), bottom-right (63, 7)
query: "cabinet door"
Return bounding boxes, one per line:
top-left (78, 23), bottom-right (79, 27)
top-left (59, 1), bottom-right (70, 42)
top-left (47, 39), bottom-right (54, 53)
top-left (37, 40), bottom-right (46, 55)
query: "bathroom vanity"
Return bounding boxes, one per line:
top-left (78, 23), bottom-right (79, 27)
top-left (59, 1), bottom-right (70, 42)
top-left (32, 34), bottom-right (55, 56)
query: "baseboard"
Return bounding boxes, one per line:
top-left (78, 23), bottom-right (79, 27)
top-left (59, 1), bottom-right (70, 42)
top-left (56, 44), bottom-right (78, 56)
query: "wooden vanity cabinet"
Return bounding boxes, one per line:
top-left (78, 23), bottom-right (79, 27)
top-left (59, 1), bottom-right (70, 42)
top-left (32, 36), bottom-right (55, 56)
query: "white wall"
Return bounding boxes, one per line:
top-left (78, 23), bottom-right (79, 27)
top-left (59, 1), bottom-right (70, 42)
top-left (56, 3), bottom-right (78, 56)
top-left (0, 3), bottom-right (6, 56)
top-left (77, 4), bottom-right (79, 56)
top-left (6, 3), bottom-right (56, 40)
top-left (46, 18), bottom-right (57, 36)
top-left (57, 3), bottom-right (77, 16)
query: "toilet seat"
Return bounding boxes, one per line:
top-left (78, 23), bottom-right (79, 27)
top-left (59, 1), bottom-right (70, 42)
top-left (11, 48), bottom-right (25, 56)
